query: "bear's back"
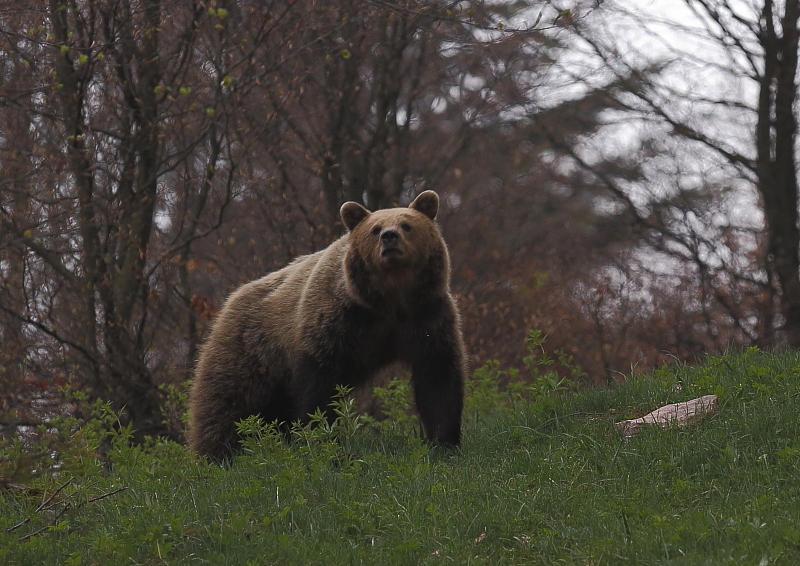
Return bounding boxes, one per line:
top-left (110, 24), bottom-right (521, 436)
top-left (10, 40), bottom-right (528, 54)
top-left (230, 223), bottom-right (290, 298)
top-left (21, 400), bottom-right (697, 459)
top-left (216, 237), bottom-right (348, 358)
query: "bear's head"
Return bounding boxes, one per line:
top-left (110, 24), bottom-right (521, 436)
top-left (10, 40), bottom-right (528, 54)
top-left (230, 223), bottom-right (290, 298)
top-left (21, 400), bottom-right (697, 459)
top-left (340, 191), bottom-right (449, 304)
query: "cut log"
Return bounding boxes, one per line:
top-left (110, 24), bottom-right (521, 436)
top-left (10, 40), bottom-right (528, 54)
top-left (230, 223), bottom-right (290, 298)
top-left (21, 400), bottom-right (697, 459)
top-left (613, 394), bottom-right (718, 436)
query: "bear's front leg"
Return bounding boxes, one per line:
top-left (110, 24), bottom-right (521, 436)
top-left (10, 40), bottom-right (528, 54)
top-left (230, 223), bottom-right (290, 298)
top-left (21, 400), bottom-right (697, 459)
top-left (411, 332), bottom-right (466, 447)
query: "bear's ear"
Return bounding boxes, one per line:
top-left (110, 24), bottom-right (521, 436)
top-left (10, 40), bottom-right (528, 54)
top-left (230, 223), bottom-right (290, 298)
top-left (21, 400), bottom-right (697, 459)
top-left (409, 190), bottom-right (439, 220)
top-left (340, 201), bottom-right (371, 232)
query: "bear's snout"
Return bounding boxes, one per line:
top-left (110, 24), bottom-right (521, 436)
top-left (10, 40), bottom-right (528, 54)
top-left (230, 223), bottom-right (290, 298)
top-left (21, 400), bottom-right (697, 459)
top-left (381, 229), bottom-right (399, 245)
top-left (380, 229), bottom-right (403, 257)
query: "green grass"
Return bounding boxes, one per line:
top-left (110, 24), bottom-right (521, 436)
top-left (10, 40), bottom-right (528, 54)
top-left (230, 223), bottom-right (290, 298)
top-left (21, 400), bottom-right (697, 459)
top-left (2, 348), bottom-right (800, 565)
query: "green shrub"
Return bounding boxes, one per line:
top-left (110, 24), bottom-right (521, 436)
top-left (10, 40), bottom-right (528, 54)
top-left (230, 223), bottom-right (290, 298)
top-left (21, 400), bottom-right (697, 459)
top-left (466, 329), bottom-right (583, 424)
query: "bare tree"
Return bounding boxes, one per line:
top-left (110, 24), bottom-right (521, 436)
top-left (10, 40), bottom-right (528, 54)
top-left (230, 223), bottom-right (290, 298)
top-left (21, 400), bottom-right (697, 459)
top-left (0, 0), bottom-right (305, 438)
top-left (566, 0), bottom-right (799, 348)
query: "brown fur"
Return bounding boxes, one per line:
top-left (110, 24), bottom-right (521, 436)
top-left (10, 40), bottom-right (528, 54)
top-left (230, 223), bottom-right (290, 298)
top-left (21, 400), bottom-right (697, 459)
top-left (188, 191), bottom-right (466, 460)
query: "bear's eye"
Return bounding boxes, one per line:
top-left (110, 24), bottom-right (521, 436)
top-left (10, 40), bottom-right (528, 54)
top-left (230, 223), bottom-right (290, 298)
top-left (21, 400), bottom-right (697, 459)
top-left (401, 223), bottom-right (412, 232)
top-left (371, 225), bottom-right (381, 236)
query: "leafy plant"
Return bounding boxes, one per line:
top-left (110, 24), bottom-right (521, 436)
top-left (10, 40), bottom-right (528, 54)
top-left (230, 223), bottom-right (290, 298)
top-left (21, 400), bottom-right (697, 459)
top-left (466, 329), bottom-right (584, 421)
top-left (364, 377), bottom-right (418, 436)
top-left (0, 389), bottom-right (120, 484)
top-left (159, 379), bottom-right (190, 439)
top-left (237, 384), bottom-right (364, 465)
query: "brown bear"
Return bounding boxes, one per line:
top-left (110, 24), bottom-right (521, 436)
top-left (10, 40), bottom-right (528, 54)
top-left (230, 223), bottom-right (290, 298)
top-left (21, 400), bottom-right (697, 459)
top-left (187, 190), bottom-right (466, 460)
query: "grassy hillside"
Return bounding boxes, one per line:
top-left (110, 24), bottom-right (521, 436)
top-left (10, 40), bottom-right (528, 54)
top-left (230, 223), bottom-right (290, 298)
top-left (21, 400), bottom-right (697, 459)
top-left (2, 348), bottom-right (800, 565)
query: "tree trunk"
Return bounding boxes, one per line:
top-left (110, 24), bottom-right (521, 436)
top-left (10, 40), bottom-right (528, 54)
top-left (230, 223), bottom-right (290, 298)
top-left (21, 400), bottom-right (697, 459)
top-left (757, 0), bottom-right (800, 346)
top-left (106, 0), bottom-right (165, 438)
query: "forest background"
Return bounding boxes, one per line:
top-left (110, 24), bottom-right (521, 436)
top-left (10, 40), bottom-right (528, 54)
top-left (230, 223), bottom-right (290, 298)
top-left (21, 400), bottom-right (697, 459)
top-left (1, 0), bottom-right (798, 442)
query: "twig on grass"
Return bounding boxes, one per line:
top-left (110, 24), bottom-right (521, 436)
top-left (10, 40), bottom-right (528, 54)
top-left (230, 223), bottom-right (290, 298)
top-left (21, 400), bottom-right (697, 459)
top-left (88, 486), bottom-right (127, 503)
top-left (8, 478), bottom-right (127, 542)
top-left (4, 517), bottom-right (30, 534)
top-left (18, 503), bottom-right (71, 542)
top-left (34, 477), bottom-right (73, 513)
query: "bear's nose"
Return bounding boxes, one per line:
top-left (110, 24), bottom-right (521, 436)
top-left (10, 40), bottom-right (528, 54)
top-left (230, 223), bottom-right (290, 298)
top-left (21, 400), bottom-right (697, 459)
top-left (381, 229), bottom-right (399, 245)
